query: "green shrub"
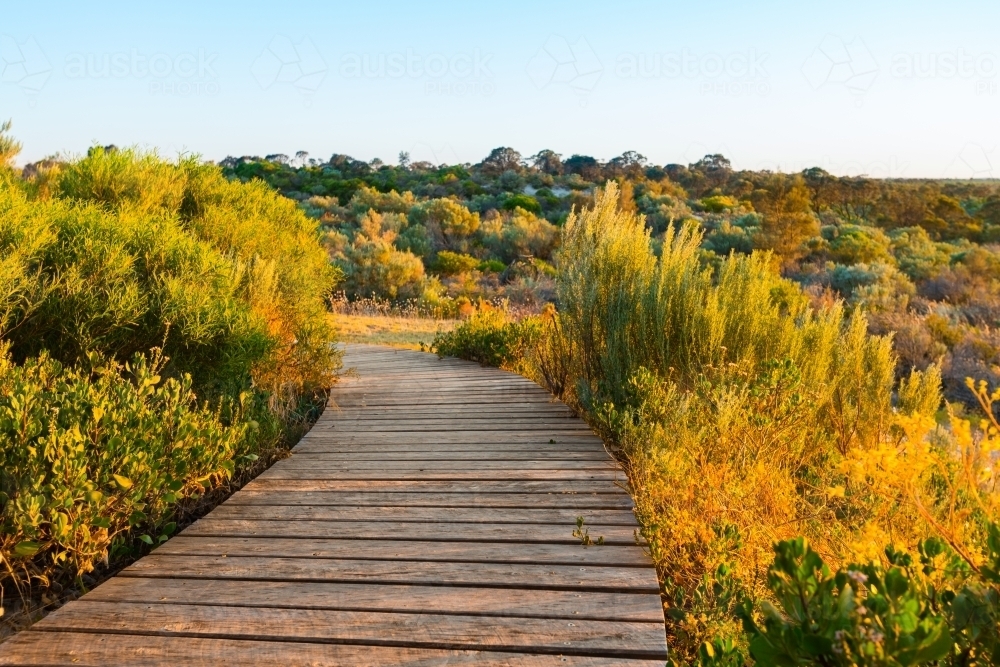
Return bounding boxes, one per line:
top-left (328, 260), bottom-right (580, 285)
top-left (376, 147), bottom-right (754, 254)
top-left (5, 147), bottom-right (340, 400)
top-left (478, 259), bottom-right (507, 273)
top-left (432, 250), bottom-right (480, 275)
top-left (502, 193), bottom-right (541, 214)
top-left (0, 346), bottom-right (252, 590)
top-left (825, 224), bottom-right (893, 265)
top-left (0, 145), bottom-right (339, 595)
top-left (740, 538), bottom-right (954, 666)
top-left (700, 195), bottom-right (739, 213)
top-left (432, 305), bottom-right (541, 371)
top-left (338, 211), bottom-right (426, 300)
top-left (59, 146), bottom-right (187, 213)
top-left (409, 198), bottom-right (480, 249)
top-left (478, 208), bottom-right (558, 263)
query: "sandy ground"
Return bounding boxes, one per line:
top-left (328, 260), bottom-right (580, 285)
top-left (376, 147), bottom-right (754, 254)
top-left (331, 313), bottom-right (458, 350)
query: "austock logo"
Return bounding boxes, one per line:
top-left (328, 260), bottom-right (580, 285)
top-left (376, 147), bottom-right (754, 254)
top-left (64, 48), bottom-right (220, 96)
top-left (252, 36), bottom-right (327, 95)
top-left (802, 35), bottom-right (879, 102)
top-left (339, 48), bottom-right (495, 97)
top-left (526, 35), bottom-right (603, 99)
top-left (0, 35), bottom-right (52, 99)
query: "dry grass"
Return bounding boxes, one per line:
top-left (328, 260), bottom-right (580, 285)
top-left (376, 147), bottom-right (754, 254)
top-left (332, 313), bottom-right (457, 350)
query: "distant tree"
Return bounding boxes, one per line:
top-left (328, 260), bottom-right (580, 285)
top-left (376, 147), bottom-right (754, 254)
top-left (923, 193), bottom-right (981, 240)
top-left (664, 163), bottom-right (691, 182)
top-left (0, 120), bottom-right (22, 167)
top-left (530, 149), bottom-right (563, 175)
top-left (398, 151), bottom-right (411, 169)
top-left (339, 211), bottom-right (426, 300)
top-left (479, 147), bottom-right (523, 175)
top-left (294, 150), bottom-right (309, 166)
top-left (751, 173), bottom-right (820, 266)
top-left (689, 154), bottom-right (732, 193)
top-left (804, 170), bottom-right (880, 224)
top-left (692, 154), bottom-right (731, 172)
top-left (328, 154), bottom-right (371, 177)
top-left (564, 154), bottom-right (602, 181)
top-left (410, 198), bottom-right (480, 251)
top-left (607, 151), bottom-right (647, 178)
top-left (644, 164), bottom-right (667, 181)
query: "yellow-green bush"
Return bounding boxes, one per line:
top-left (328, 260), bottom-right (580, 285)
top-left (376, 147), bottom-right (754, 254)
top-left (432, 303), bottom-right (541, 372)
top-left (432, 250), bottom-right (480, 276)
top-left (54, 147), bottom-right (340, 400)
top-left (1, 145), bottom-right (339, 595)
top-left (338, 211), bottom-right (427, 301)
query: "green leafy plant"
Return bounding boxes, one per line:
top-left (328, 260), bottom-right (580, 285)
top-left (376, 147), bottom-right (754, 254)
top-left (0, 347), bottom-right (251, 591)
top-left (432, 303), bottom-right (541, 371)
top-left (573, 516), bottom-right (604, 546)
top-left (742, 538), bottom-right (952, 666)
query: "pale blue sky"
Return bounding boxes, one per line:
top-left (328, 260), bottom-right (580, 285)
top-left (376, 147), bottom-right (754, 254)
top-left (4, 1), bottom-right (999, 177)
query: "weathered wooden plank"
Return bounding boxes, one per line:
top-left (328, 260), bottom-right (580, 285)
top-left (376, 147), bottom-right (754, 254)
top-left (326, 413), bottom-right (575, 420)
top-left (84, 577), bottom-right (664, 621)
top-left (241, 478), bottom-right (630, 494)
top-left (29, 602), bottom-right (667, 660)
top-left (337, 379), bottom-right (541, 386)
top-left (314, 420), bottom-right (586, 429)
top-left (296, 435), bottom-right (606, 446)
top-left (226, 490), bottom-right (632, 508)
top-left (289, 450), bottom-right (611, 461)
top-left (326, 404), bottom-right (574, 413)
top-left (307, 437), bottom-right (598, 447)
top-left (316, 426), bottom-right (590, 435)
top-left (121, 555), bottom-right (658, 593)
top-left (303, 427), bottom-right (597, 436)
top-left (292, 440), bottom-right (607, 451)
top-left (0, 632), bottom-right (667, 666)
top-left (258, 467), bottom-right (622, 481)
top-left (182, 518), bottom-right (642, 545)
top-left (208, 504), bottom-right (637, 525)
top-left (335, 388), bottom-right (550, 397)
top-left (332, 398), bottom-right (568, 407)
top-left (272, 460), bottom-right (618, 472)
top-left (152, 537), bottom-right (651, 567)
top-left (326, 409), bottom-right (574, 418)
top-left (330, 400), bottom-right (556, 407)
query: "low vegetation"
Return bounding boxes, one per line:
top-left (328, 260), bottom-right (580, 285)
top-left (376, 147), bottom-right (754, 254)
top-left (10, 129), bottom-right (1000, 661)
top-left (1, 132), bottom-right (339, 608)
top-left (224, 148), bottom-right (1000, 409)
top-left (330, 294), bottom-right (457, 349)
top-left (434, 184), bottom-right (1000, 666)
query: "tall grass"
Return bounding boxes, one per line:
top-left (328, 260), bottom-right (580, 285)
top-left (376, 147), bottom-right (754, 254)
top-left (538, 183), bottom-right (995, 664)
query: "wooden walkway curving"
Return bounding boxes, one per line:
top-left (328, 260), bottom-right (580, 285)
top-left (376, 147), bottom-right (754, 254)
top-left (0, 345), bottom-right (667, 666)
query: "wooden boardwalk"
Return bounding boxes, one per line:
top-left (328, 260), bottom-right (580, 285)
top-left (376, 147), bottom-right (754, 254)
top-left (0, 345), bottom-right (667, 665)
